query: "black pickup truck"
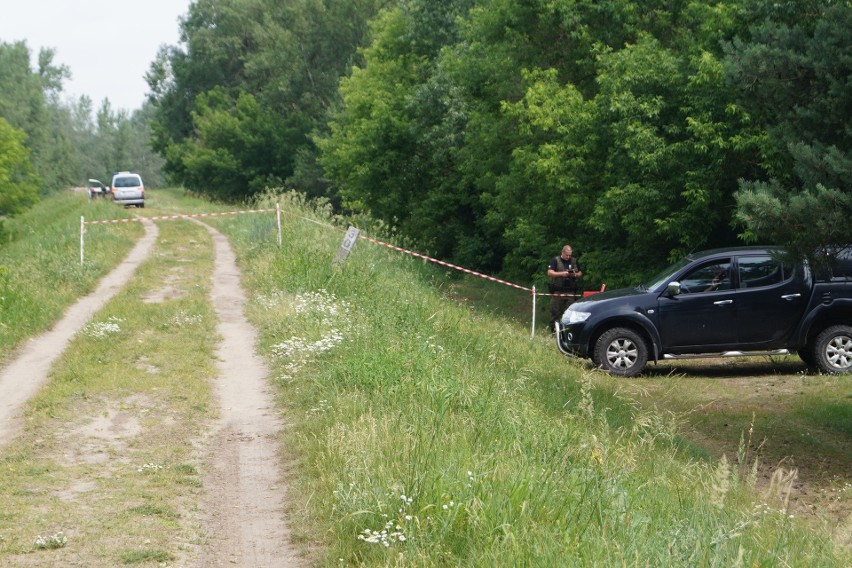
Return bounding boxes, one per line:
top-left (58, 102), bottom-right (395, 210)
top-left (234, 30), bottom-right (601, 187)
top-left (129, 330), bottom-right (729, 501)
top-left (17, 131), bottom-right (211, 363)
top-left (556, 246), bottom-right (852, 376)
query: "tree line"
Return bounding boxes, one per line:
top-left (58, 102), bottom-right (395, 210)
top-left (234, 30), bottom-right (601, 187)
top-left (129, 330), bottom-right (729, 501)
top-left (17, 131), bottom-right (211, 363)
top-left (4, 1), bottom-right (850, 287)
top-left (0, 41), bottom-right (164, 224)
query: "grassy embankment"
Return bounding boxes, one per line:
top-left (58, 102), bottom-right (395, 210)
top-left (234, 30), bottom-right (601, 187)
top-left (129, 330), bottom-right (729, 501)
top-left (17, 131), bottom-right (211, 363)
top-left (217, 189), bottom-right (849, 565)
top-left (0, 188), bottom-right (847, 565)
top-left (450, 265), bottom-right (852, 521)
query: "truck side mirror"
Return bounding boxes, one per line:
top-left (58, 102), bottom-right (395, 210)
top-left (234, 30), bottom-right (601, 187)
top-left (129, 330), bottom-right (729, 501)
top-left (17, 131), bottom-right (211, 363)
top-left (667, 281), bottom-right (681, 296)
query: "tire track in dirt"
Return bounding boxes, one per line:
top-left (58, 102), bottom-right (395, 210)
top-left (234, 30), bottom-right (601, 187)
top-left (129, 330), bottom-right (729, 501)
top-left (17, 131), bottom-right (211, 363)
top-left (0, 215), bottom-right (301, 565)
top-left (192, 219), bottom-right (301, 567)
top-left (0, 218), bottom-right (159, 446)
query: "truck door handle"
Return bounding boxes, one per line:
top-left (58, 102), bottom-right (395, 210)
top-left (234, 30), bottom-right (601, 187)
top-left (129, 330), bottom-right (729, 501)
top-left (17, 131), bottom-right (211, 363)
top-left (713, 300), bottom-right (733, 305)
top-left (781, 294), bottom-right (801, 300)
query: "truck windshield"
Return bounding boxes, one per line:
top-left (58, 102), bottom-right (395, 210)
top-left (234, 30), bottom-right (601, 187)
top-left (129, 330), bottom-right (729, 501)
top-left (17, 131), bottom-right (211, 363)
top-left (642, 257), bottom-right (692, 291)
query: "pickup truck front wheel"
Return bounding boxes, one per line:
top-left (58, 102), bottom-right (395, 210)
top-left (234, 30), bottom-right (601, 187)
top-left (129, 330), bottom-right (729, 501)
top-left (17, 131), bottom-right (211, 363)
top-left (814, 325), bottom-right (852, 374)
top-left (593, 327), bottom-right (648, 378)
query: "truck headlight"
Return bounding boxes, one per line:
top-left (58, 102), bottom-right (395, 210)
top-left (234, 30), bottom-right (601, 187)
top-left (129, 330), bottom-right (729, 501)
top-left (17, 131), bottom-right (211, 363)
top-left (564, 309), bottom-right (591, 324)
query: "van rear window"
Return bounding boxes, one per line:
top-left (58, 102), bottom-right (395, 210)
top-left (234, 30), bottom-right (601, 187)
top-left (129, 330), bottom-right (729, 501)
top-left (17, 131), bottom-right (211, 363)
top-left (114, 176), bottom-right (141, 188)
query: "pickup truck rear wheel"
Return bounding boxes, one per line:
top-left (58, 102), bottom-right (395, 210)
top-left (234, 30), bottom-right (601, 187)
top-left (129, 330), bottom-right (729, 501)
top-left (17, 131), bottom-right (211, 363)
top-left (814, 325), bottom-right (852, 374)
top-left (593, 327), bottom-right (648, 378)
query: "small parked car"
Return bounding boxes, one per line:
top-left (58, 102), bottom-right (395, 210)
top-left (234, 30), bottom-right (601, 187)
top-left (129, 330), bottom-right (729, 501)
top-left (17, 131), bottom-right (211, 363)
top-left (110, 171), bottom-right (145, 207)
top-left (87, 178), bottom-right (109, 199)
top-left (556, 246), bottom-right (852, 376)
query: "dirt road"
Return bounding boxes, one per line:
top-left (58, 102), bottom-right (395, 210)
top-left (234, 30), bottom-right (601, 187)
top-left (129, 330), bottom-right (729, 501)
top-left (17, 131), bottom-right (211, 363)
top-left (192, 220), bottom-right (300, 567)
top-left (0, 218), bottom-right (301, 566)
top-left (0, 219), bottom-right (159, 445)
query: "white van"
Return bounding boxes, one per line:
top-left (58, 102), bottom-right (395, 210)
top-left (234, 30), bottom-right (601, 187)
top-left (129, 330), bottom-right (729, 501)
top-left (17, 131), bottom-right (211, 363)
top-left (110, 172), bottom-right (145, 207)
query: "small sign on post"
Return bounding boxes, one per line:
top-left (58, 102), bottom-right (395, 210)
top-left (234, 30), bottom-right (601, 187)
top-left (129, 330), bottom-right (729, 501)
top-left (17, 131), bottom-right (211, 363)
top-left (333, 226), bottom-right (360, 268)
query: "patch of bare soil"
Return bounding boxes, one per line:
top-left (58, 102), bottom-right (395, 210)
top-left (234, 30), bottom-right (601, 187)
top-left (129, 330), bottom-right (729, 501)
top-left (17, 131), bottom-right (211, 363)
top-left (52, 394), bottom-right (151, 501)
top-left (190, 220), bottom-right (303, 567)
top-left (142, 268), bottom-right (187, 303)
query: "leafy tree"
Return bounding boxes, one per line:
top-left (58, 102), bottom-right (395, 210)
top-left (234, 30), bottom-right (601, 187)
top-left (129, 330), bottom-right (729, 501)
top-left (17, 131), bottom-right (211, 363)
top-left (148, 0), bottom-right (385, 199)
top-left (146, 0), bottom-right (264, 159)
top-left (64, 95), bottom-right (102, 180)
top-left (0, 42), bottom-right (45, 133)
top-left (173, 88), bottom-right (308, 200)
top-left (319, 1), bottom-right (491, 264)
top-left (0, 41), bottom-right (68, 193)
top-left (728, 1), bottom-right (852, 265)
top-left (579, 34), bottom-right (758, 285)
top-left (0, 117), bottom-right (39, 216)
top-left (323, 0), bottom-right (760, 286)
top-left (495, 69), bottom-right (597, 280)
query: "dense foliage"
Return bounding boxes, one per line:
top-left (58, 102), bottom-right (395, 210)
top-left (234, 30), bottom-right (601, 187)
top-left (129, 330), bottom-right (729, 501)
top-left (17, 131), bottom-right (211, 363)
top-left (3, 1), bottom-right (849, 286)
top-left (0, 117), bottom-right (39, 217)
top-left (146, 0), bottom-right (387, 202)
top-left (319, 0), bottom-right (851, 286)
top-left (148, 0), bottom-right (851, 287)
top-left (729, 2), bottom-right (852, 270)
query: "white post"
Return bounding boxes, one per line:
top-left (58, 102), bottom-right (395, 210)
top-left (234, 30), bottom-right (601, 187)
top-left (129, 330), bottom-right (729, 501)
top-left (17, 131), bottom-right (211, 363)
top-left (276, 203), bottom-right (282, 248)
top-left (531, 286), bottom-right (536, 338)
top-left (80, 216), bottom-right (85, 266)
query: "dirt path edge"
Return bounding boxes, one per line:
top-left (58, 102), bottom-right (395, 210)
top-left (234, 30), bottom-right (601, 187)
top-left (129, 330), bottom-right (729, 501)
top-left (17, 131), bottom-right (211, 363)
top-left (0, 219), bottom-right (159, 446)
top-left (191, 220), bottom-right (301, 567)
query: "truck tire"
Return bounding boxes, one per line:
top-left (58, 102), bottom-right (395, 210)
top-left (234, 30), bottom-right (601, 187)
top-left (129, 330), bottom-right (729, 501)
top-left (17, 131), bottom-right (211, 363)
top-left (814, 325), bottom-right (852, 374)
top-left (593, 327), bottom-right (648, 377)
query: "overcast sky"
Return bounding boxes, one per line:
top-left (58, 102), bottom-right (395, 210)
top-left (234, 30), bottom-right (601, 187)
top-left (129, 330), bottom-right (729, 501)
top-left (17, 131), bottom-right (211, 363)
top-left (0, 0), bottom-right (191, 112)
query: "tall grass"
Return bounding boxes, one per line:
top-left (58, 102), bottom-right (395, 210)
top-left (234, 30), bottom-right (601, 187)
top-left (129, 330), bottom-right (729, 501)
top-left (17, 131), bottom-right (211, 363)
top-left (210, 189), bottom-right (847, 566)
top-left (0, 191), bottom-right (142, 362)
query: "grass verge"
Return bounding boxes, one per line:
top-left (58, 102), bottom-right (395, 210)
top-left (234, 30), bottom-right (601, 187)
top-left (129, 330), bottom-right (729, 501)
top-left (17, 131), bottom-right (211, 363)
top-left (210, 189), bottom-right (849, 566)
top-left (0, 191), bottom-right (142, 363)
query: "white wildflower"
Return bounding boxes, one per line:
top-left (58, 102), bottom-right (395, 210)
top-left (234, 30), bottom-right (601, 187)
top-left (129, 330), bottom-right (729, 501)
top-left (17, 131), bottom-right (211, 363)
top-left (168, 310), bottom-right (202, 327)
top-left (356, 518), bottom-right (409, 547)
top-left (82, 316), bottom-right (124, 338)
top-left (34, 532), bottom-right (67, 549)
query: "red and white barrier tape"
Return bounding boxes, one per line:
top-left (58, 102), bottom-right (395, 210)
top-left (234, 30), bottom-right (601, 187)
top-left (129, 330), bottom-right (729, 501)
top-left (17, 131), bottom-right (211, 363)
top-left (86, 205), bottom-right (582, 299)
top-left (356, 234), bottom-right (582, 298)
top-left (357, 234), bottom-right (535, 293)
top-left (538, 292), bottom-right (582, 297)
top-left (84, 208), bottom-right (276, 225)
top-left (83, 204), bottom-right (594, 337)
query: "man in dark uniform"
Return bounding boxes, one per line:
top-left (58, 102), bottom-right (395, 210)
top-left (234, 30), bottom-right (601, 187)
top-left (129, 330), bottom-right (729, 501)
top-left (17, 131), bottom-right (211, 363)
top-left (547, 244), bottom-right (583, 331)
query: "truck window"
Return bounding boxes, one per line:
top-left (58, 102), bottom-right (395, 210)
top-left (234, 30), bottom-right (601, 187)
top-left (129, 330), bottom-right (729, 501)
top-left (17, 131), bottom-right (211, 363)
top-left (679, 260), bottom-right (732, 294)
top-left (738, 256), bottom-right (785, 288)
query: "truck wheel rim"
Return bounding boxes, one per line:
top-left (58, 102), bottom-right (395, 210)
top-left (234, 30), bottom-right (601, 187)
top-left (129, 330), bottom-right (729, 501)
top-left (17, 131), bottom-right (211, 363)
top-left (606, 338), bottom-right (637, 369)
top-left (826, 334), bottom-right (852, 370)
